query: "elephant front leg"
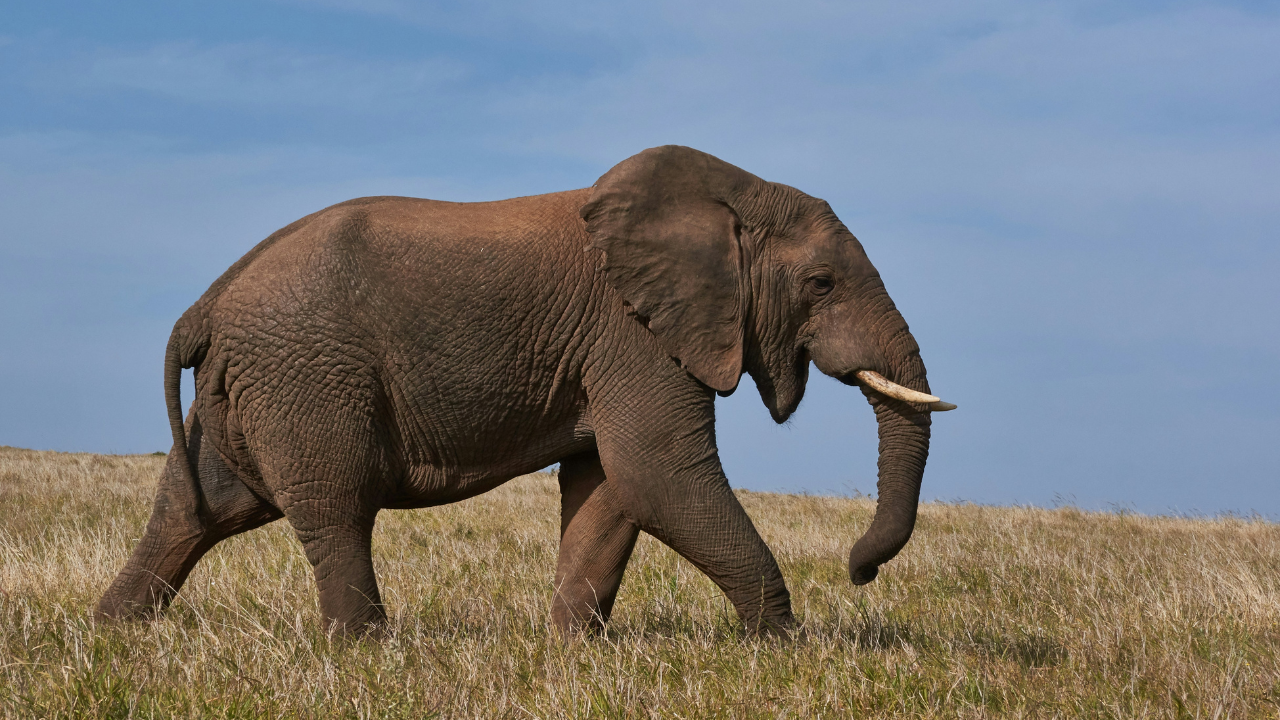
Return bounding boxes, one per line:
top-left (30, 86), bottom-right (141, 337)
top-left (590, 381), bottom-right (795, 635)
top-left (552, 451), bottom-right (640, 634)
top-left (628, 474), bottom-right (795, 635)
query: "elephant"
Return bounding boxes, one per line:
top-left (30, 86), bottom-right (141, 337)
top-left (96, 145), bottom-right (954, 636)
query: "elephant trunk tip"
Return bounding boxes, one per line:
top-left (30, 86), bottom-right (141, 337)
top-left (848, 561), bottom-right (879, 586)
top-left (847, 517), bottom-right (915, 587)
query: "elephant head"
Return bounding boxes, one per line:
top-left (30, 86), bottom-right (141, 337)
top-left (581, 145), bottom-right (954, 587)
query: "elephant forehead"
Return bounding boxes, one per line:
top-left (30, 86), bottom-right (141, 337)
top-left (767, 225), bottom-right (868, 268)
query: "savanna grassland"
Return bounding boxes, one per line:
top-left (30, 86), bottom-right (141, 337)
top-left (1, 445), bottom-right (1277, 719)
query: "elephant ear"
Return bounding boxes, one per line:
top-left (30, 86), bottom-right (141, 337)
top-left (581, 146), bottom-right (758, 393)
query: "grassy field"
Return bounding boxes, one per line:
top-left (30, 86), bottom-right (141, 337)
top-left (1, 445), bottom-right (1277, 718)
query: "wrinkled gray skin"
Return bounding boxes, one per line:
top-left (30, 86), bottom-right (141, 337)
top-left (97, 146), bottom-right (935, 636)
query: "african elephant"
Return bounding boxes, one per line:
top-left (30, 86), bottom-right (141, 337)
top-left (97, 145), bottom-right (953, 636)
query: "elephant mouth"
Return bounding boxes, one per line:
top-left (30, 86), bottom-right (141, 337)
top-left (770, 347), bottom-right (811, 422)
top-left (845, 370), bottom-right (957, 412)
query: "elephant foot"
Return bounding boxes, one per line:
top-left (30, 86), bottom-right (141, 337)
top-left (95, 516), bottom-right (210, 624)
top-left (740, 611), bottom-right (796, 639)
top-left (94, 594), bottom-right (166, 624)
top-left (551, 603), bottom-right (610, 638)
top-left (323, 613), bottom-right (389, 641)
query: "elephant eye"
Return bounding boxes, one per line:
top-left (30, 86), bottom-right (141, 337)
top-left (808, 276), bottom-right (834, 296)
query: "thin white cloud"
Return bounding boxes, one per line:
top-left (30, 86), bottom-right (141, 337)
top-left (271, 0), bottom-right (662, 38)
top-left (21, 40), bottom-right (469, 110)
top-left (478, 2), bottom-right (1280, 228)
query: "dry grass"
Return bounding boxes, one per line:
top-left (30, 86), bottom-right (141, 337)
top-left (1, 444), bottom-right (1277, 718)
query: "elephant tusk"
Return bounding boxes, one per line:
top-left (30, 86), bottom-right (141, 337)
top-left (855, 370), bottom-right (957, 411)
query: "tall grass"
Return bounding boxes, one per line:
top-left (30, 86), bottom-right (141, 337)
top-left (1, 444), bottom-right (1277, 718)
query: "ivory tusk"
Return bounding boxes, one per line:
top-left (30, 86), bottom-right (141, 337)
top-left (855, 370), bottom-right (956, 411)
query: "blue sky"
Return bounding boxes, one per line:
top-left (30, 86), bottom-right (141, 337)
top-left (1, 1), bottom-right (1277, 515)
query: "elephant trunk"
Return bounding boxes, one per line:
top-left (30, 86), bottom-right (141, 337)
top-left (847, 330), bottom-right (932, 585)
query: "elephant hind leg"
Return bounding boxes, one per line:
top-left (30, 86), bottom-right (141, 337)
top-left (95, 493), bottom-right (210, 620)
top-left (96, 417), bottom-right (281, 621)
top-left (552, 451), bottom-right (640, 635)
top-left (291, 517), bottom-right (385, 636)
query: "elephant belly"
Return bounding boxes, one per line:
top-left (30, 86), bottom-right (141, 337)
top-left (385, 410), bottom-right (595, 509)
top-left (366, 346), bottom-right (592, 507)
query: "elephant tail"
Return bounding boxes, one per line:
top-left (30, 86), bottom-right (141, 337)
top-left (165, 305), bottom-right (211, 521)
